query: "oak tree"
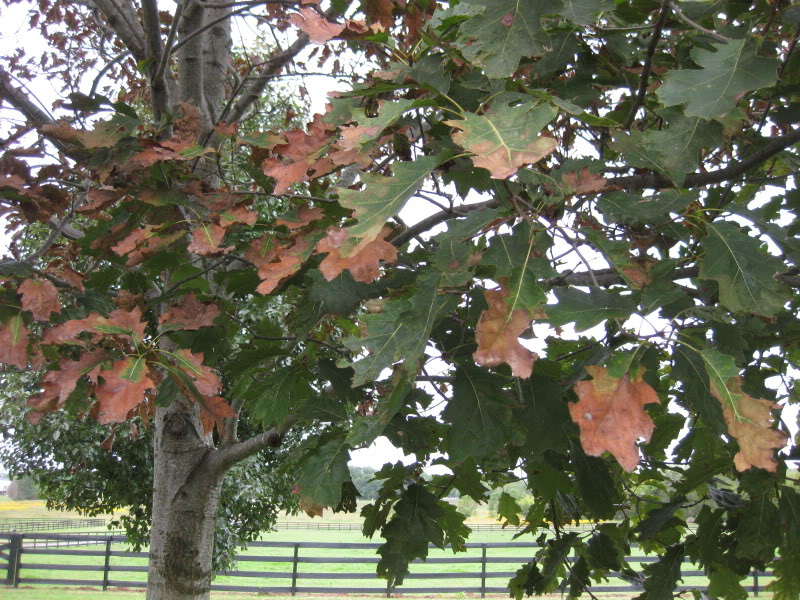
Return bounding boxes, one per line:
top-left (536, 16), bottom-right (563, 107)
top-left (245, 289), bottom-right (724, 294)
top-left (1, 1), bottom-right (799, 599)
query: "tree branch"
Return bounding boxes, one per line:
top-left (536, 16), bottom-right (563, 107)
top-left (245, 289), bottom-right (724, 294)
top-left (608, 128), bottom-right (800, 190)
top-left (226, 34), bottom-right (312, 124)
top-left (623, 0), bottom-right (671, 129)
top-left (668, 0), bottom-right (731, 43)
top-left (210, 418), bottom-right (294, 474)
top-left (142, 0), bottom-right (170, 121)
top-left (90, 0), bottom-right (148, 62)
top-left (389, 200), bottom-right (499, 248)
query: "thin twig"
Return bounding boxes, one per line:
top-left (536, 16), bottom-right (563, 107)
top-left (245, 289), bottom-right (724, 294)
top-left (623, 0), bottom-right (671, 129)
top-left (668, 0), bottom-right (731, 43)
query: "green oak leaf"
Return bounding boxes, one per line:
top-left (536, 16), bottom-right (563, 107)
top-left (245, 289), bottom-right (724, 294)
top-left (673, 343), bottom-right (726, 435)
top-left (610, 109), bottom-right (722, 185)
top-left (497, 491), bottom-right (523, 526)
top-left (456, 0), bottom-right (561, 79)
top-left (598, 190), bottom-right (697, 225)
top-left (445, 102), bottom-right (558, 179)
top-left (337, 155), bottom-right (438, 254)
top-left (250, 365), bottom-right (314, 427)
top-left (558, 0), bottom-right (613, 25)
top-left (571, 442), bottom-right (621, 518)
top-left (636, 544), bottom-right (685, 600)
top-left (295, 435), bottom-right (351, 508)
top-left (376, 483), bottom-right (470, 586)
top-left (343, 270), bottom-right (455, 386)
top-left (442, 364), bottom-right (512, 462)
top-left (482, 224), bottom-right (555, 312)
top-left (546, 287), bottom-right (638, 331)
top-left (699, 221), bottom-right (790, 316)
top-left (657, 39), bottom-right (778, 119)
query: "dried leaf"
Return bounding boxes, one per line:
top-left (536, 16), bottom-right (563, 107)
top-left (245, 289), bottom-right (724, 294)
top-left (561, 168), bottom-right (607, 195)
top-left (262, 115), bottom-right (336, 194)
top-left (0, 314), bottom-right (28, 368)
top-left (160, 293), bottom-right (221, 330)
top-left (365, 0), bottom-right (394, 28)
top-left (174, 349), bottom-right (222, 396)
top-left (299, 496), bottom-right (325, 517)
top-left (290, 6), bottom-right (344, 43)
top-left (188, 223), bottom-right (228, 255)
top-left (250, 235), bottom-right (313, 295)
top-left (710, 376), bottom-right (787, 472)
top-left (96, 357), bottom-right (156, 425)
top-left (569, 366), bottom-right (660, 471)
top-left (219, 204), bottom-right (258, 228)
top-left (473, 286), bottom-right (537, 378)
top-left (317, 225), bottom-right (397, 283)
top-left (198, 395), bottom-right (238, 435)
top-left (275, 204), bottom-right (324, 230)
top-left (18, 277), bottom-right (61, 321)
top-left (444, 103), bottom-right (557, 179)
top-left (28, 350), bottom-right (108, 417)
top-left (44, 307), bottom-right (147, 345)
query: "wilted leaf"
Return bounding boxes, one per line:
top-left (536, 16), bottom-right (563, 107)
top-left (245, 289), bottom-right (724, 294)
top-left (473, 286), bottom-right (538, 378)
top-left (247, 234), bottom-right (315, 295)
top-left (172, 349), bottom-right (222, 396)
top-left (96, 357), bottom-right (156, 424)
top-left (445, 103), bottom-right (557, 179)
top-left (28, 350), bottom-right (108, 417)
top-left (18, 277), bottom-right (61, 321)
top-left (703, 349), bottom-right (787, 472)
top-left (160, 293), bottom-right (221, 330)
top-left (289, 6), bottom-right (344, 43)
top-left (198, 395), bottom-right (237, 434)
top-left (317, 225), bottom-right (397, 283)
top-left (275, 204), bottom-right (324, 230)
top-left (188, 223), bottom-right (228, 255)
top-left (570, 365), bottom-right (660, 471)
top-left (44, 307), bottom-right (147, 344)
top-left (0, 314), bottom-right (28, 368)
top-left (561, 167), bottom-right (607, 195)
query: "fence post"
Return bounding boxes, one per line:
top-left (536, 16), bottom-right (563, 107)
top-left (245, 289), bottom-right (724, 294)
top-left (102, 537), bottom-right (112, 591)
top-left (753, 570), bottom-right (759, 596)
top-left (6, 533), bottom-right (22, 587)
top-left (481, 543), bottom-right (487, 598)
top-left (290, 543), bottom-right (299, 597)
top-left (386, 578), bottom-right (392, 598)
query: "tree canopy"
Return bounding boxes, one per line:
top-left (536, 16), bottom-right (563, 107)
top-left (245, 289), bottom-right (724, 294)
top-left (1, 0), bottom-right (799, 598)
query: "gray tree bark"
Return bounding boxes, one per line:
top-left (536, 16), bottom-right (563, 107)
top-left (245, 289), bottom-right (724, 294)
top-left (146, 404), bottom-right (223, 600)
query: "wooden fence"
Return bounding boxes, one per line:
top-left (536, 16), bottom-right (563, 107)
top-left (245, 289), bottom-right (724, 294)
top-left (271, 522), bottom-right (595, 532)
top-left (0, 518), bottom-right (107, 533)
top-left (0, 532), bottom-right (772, 596)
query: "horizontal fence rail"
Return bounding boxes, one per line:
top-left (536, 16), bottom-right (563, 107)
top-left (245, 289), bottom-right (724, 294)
top-left (272, 521), bottom-right (597, 532)
top-left (0, 518), bottom-right (107, 533)
top-left (0, 532), bottom-right (774, 596)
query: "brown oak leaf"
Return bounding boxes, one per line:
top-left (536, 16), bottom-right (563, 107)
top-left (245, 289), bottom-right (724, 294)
top-left (275, 204), bottom-right (325, 230)
top-left (219, 204), bottom-right (258, 228)
top-left (19, 277), bottom-right (61, 321)
top-left (299, 496), bottom-right (325, 518)
top-left (188, 223), bottom-right (228, 255)
top-left (28, 350), bottom-right (108, 419)
top-left (249, 235), bottom-right (313, 295)
top-left (175, 350), bottom-right (222, 396)
top-left (289, 6), bottom-right (344, 43)
top-left (0, 315), bottom-right (28, 369)
top-left (473, 287), bottom-right (537, 378)
top-left (198, 395), bottom-right (238, 435)
top-left (96, 358), bottom-right (156, 425)
top-left (78, 187), bottom-right (125, 214)
top-left (365, 0), bottom-right (394, 28)
top-left (160, 293), bottom-right (221, 330)
top-left (711, 376), bottom-right (788, 472)
top-left (570, 366), bottom-right (660, 471)
top-left (561, 168), bottom-right (607, 195)
top-left (316, 225), bottom-right (397, 283)
top-left (44, 307), bottom-right (147, 345)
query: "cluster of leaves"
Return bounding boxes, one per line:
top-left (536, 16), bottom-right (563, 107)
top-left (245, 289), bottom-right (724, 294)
top-left (2, 0), bottom-right (800, 597)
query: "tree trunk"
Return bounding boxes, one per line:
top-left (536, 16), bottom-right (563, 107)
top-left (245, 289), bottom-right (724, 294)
top-left (146, 404), bottom-right (223, 600)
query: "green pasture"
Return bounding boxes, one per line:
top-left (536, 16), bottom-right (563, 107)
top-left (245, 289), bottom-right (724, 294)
top-left (2, 528), bottom-right (773, 597)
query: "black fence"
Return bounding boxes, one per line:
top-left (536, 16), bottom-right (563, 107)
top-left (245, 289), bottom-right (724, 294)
top-left (272, 522), bottom-right (596, 532)
top-left (0, 518), bottom-right (107, 533)
top-left (0, 532), bottom-right (773, 596)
